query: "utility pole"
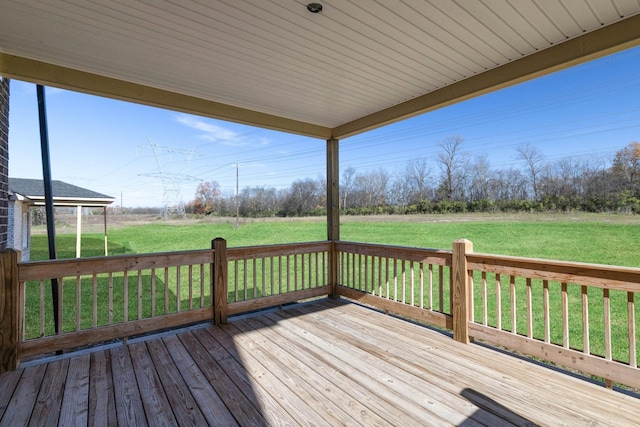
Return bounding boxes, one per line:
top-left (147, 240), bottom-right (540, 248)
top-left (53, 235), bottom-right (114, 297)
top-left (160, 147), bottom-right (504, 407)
top-left (235, 162), bottom-right (239, 229)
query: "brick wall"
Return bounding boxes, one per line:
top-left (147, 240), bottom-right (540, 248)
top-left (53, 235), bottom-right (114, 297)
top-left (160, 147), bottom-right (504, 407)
top-left (0, 77), bottom-right (9, 249)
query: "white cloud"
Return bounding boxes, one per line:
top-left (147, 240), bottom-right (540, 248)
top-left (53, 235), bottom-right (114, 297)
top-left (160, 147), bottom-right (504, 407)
top-left (175, 114), bottom-right (270, 147)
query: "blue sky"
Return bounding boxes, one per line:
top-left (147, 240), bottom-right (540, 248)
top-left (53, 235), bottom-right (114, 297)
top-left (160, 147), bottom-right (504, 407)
top-left (8, 46), bottom-right (640, 207)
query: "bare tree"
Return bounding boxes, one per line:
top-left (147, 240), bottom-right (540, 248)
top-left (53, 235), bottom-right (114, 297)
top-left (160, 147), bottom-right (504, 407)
top-left (282, 178), bottom-right (322, 216)
top-left (352, 168), bottom-right (390, 208)
top-left (516, 142), bottom-right (546, 201)
top-left (436, 135), bottom-right (467, 201)
top-left (403, 157), bottom-right (433, 204)
top-left (468, 155), bottom-right (490, 201)
top-left (341, 166), bottom-right (356, 209)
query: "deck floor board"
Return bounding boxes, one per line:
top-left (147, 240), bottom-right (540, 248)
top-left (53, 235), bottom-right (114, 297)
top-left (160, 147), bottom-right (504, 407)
top-left (1, 298), bottom-right (639, 426)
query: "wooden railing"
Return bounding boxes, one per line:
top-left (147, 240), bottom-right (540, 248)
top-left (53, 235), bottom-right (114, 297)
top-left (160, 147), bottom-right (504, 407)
top-left (465, 249), bottom-right (640, 390)
top-left (0, 240), bottom-right (330, 370)
top-left (2, 237), bottom-right (639, 391)
top-left (226, 241), bottom-right (331, 315)
top-left (16, 248), bottom-right (215, 360)
top-left (335, 241), bottom-right (453, 330)
top-left (334, 239), bottom-right (640, 390)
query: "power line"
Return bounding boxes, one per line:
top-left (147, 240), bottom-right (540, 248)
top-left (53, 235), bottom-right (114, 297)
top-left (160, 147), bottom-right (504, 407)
top-left (138, 138), bottom-right (203, 218)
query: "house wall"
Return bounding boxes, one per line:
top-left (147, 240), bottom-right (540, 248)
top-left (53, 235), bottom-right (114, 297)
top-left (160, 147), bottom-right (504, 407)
top-left (7, 200), bottom-right (30, 261)
top-left (0, 77), bottom-right (9, 249)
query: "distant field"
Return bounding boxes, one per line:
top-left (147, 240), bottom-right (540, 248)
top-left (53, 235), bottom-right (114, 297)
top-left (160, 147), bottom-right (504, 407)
top-left (31, 212), bottom-right (640, 267)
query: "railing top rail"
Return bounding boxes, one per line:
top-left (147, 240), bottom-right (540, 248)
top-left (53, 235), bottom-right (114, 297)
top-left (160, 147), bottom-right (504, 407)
top-left (18, 248), bottom-right (213, 282)
top-left (468, 252), bottom-right (640, 291)
top-left (336, 241), bottom-right (452, 265)
top-left (227, 241), bottom-right (331, 260)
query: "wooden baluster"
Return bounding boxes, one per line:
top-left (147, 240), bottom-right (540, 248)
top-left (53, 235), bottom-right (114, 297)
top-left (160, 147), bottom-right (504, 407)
top-left (40, 280), bottom-right (45, 336)
top-left (199, 264), bottom-right (205, 308)
top-left (137, 270), bottom-right (143, 319)
top-left (482, 272), bottom-right (488, 326)
top-left (364, 255), bottom-right (369, 294)
top-left (164, 268), bottom-right (169, 315)
top-left (176, 266), bottom-right (181, 312)
top-left (92, 274), bottom-right (98, 329)
top-left (278, 256), bottom-right (282, 295)
top-left (629, 292), bottom-right (636, 368)
top-left (410, 261), bottom-right (415, 307)
top-left (496, 274), bottom-right (502, 331)
top-left (526, 278), bottom-right (532, 338)
top-left (253, 258), bottom-right (257, 299)
top-left (401, 259), bottom-right (406, 304)
top-left (510, 275), bottom-right (516, 334)
top-left (562, 282), bottom-right (569, 349)
top-left (438, 265), bottom-right (444, 313)
top-left (428, 264), bottom-right (433, 311)
top-left (385, 257), bottom-right (390, 300)
top-left (188, 264), bottom-right (194, 310)
top-left (469, 272), bottom-right (474, 323)
top-left (123, 271), bottom-right (128, 323)
top-left (603, 288), bottom-right (612, 388)
top-left (419, 262), bottom-right (424, 309)
top-left (582, 285), bottom-right (589, 355)
top-left (76, 275), bottom-right (82, 331)
top-left (151, 268), bottom-right (156, 315)
top-left (234, 260), bottom-right (239, 302)
top-left (262, 257), bottom-right (266, 296)
top-left (543, 280), bottom-right (550, 343)
top-left (108, 273), bottom-right (114, 324)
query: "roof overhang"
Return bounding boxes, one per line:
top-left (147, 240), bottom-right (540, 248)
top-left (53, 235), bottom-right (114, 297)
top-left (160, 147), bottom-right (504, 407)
top-left (9, 192), bottom-right (115, 208)
top-left (1, 1), bottom-right (640, 140)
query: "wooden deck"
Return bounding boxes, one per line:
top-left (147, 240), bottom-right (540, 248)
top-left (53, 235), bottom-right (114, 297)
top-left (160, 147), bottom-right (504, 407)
top-left (1, 298), bottom-right (638, 426)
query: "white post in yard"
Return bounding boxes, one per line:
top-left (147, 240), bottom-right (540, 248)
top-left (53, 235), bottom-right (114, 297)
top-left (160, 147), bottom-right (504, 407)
top-left (76, 205), bottom-right (82, 258)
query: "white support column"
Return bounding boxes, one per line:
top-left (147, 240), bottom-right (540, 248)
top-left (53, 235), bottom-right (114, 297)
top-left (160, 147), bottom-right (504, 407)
top-left (103, 206), bottom-right (108, 256)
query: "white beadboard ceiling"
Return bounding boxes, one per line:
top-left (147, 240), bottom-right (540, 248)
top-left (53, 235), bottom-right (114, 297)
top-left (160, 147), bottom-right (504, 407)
top-left (1, 0), bottom-right (640, 138)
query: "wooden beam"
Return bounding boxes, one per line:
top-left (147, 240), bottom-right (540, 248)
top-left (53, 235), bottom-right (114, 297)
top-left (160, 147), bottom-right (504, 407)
top-left (326, 138), bottom-right (340, 242)
top-left (0, 53), bottom-right (332, 140)
top-left (326, 138), bottom-right (339, 298)
top-left (333, 14), bottom-right (640, 139)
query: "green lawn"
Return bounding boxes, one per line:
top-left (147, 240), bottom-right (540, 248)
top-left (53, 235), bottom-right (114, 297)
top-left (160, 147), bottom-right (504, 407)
top-left (32, 214), bottom-right (640, 267)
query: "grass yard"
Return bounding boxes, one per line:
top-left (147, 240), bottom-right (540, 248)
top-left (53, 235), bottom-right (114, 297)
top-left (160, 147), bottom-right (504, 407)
top-left (31, 212), bottom-right (640, 266)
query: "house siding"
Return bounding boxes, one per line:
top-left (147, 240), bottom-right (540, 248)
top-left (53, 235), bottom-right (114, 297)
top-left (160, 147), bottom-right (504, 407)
top-left (0, 77), bottom-right (9, 249)
top-left (7, 200), bottom-right (30, 261)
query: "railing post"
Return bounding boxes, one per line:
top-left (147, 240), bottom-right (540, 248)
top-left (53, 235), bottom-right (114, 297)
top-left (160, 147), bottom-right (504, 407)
top-left (452, 239), bottom-right (473, 344)
top-left (329, 241), bottom-right (339, 298)
top-left (0, 249), bottom-right (21, 372)
top-left (212, 238), bottom-right (228, 325)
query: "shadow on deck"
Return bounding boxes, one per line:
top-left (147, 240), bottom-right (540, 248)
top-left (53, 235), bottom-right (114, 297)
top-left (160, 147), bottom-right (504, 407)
top-left (1, 298), bottom-right (638, 426)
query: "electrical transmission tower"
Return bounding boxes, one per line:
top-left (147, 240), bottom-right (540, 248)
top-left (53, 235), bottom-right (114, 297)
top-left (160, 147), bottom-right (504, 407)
top-left (139, 138), bottom-right (203, 219)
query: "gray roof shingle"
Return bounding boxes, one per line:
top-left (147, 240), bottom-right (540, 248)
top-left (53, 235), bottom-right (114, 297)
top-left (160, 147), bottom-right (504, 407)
top-left (9, 178), bottom-right (114, 201)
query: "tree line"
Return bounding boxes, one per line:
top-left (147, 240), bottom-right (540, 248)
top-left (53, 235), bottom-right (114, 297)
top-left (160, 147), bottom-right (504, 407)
top-left (185, 138), bottom-right (640, 217)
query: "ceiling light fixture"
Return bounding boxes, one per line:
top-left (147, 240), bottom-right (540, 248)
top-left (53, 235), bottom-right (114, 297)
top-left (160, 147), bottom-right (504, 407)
top-left (307, 3), bottom-right (323, 13)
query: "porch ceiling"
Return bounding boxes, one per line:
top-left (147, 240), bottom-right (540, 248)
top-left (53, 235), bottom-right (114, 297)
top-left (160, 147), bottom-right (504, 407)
top-left (1, 1), bottom-right (640, 139)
